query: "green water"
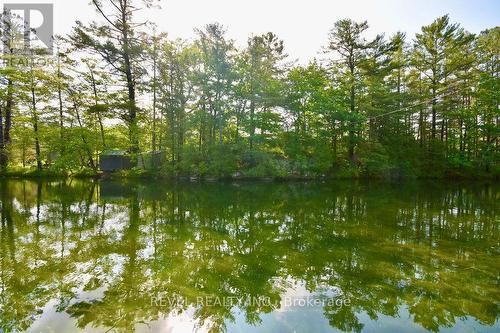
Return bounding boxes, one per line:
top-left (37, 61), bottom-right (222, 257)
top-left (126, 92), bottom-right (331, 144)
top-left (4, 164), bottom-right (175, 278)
top-left (0, 180), bottom-right (498, 333)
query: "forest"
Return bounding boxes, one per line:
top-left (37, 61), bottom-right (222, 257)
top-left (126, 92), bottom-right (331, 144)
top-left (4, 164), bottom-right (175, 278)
top-left (0, 0), bottom-right (498, 179)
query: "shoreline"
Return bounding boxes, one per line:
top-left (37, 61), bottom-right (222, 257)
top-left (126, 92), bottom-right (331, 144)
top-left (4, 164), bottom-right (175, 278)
top-left (1, 170), bottom-right (498, 182)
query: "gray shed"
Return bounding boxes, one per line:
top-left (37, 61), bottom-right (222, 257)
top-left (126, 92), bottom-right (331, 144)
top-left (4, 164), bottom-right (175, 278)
top-left (99, 150), bottom-right (133, 172)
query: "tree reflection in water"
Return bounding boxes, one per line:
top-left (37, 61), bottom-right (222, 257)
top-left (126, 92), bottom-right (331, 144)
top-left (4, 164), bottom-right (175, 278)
top-left (0, 180), bottom-right (498, 332)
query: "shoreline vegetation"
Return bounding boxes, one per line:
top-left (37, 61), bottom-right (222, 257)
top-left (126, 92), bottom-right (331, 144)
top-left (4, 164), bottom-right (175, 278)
top-left (0, 166), bottom-right (497, 181)
top-left (0, 2), bottom-right (499, 181)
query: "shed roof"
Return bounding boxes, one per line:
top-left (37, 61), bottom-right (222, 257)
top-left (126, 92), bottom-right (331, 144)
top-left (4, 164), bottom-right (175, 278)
top-left (101, 150), bottom-right (128, 156)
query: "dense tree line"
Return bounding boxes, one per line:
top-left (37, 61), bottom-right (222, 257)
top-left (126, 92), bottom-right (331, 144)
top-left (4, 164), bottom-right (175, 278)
top-left (0, 2), bottom-right (498, 178)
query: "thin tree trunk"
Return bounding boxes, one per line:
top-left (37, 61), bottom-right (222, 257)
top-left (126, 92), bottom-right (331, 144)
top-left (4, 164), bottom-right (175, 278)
top-left (31, 87), bottom-right (42, 171)
top-left (249, 98), bottom-right (255, 149)
top-left (431, 66), bottom-right (438, 143)
top-left (0, 105), bottom-right (4, 169)
top-left (57, 51), bottom-right (65, 144)
top-left (331, 121), bottom-right (337, 168)
top-left (151, 36), bottom-right (158, 152)
top-left (4, 79), bottom-right (13, 147)
top-left (121, 10), bottom-right (138, 155)
top-left (348, 63), bottom-right (356, 163)
top-left (0, 79), bottom-right (13, 169)
top-left (72, 97), bottom-right (96, 170)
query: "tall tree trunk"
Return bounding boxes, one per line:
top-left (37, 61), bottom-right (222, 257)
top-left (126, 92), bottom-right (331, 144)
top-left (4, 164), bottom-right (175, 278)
top-left (418, 74), bottom-right (424, 147)
top-left (431, 74), bottom-right (437, 141)
top-left (178, 97), bottom-right (186, 163)
top-left (0, 14), bottom-right (14, 169)
top-left (0, 79), bottom-right (13, 169)
top-left (72, 97), bottom-right (96, 170)
top-left (4, 79), bottom-right (13, 147)
top-left (199, 102), bottom-right (205, 152)
top-left (249, 98), bottom-right (255, 149)
top-left (152, 42), bottom-right (158, 152)
top-left (218, 116), bottom-right (223, 145)
top-left (120, 0), bottom-right (138, 156)
top-left (31, 87), bottom-right (42, 171)
top-left (0, 105), bottom-right (4, 169)
top-left (57, 52), bottom-right (65, 144)
top-left (89, 68), bottom-right (106, 148)
top-left (348, 70), bottom-right (356, 163)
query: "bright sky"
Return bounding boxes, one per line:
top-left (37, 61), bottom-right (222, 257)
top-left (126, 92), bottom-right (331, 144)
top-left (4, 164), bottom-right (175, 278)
top-left (2, 0), bottom-right (499, 63)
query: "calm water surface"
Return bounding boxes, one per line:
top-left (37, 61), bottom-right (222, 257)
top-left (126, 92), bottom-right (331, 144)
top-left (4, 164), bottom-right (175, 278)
top-left (0, 180), bottom-right (498, 333)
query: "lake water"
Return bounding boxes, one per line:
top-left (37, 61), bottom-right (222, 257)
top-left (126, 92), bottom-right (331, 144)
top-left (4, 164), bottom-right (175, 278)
top-left (0, 179), bottom-right (498, 333)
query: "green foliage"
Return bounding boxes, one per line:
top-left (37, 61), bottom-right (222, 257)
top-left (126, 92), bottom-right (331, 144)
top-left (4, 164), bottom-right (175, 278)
top-left (204, 145), bottom-right (240, 177)
top-left (241, 151), bottom-right (287, 178)
top-left (358, 142), bottom-right (392, 178)
top-left (0, 10), bottom-right (498, 179)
